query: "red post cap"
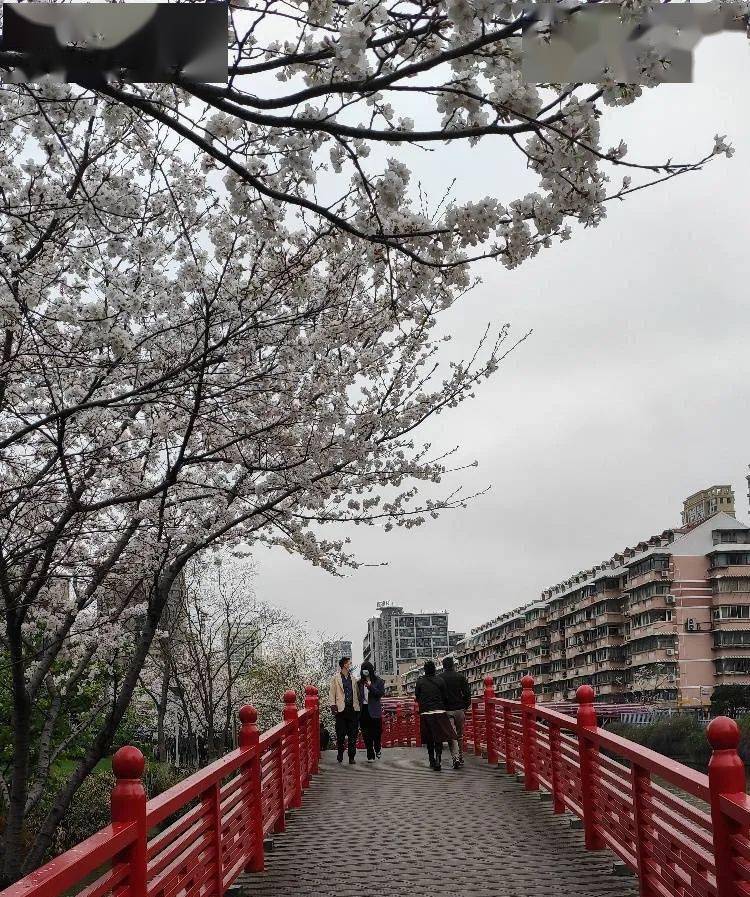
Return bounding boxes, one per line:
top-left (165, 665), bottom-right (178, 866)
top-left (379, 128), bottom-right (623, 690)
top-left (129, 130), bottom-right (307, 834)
top-left (239, 704), bottom-right (258, 726)
top-left (483, 675), bottom-right (494, 688)
top-left (576, 684), bottom-right (595, 705)
top-left (283, 689), bottom-right (297, 704)
top-left (521, 675), bottom-right (535, 690)
top-left (112, 746), bottom-right (145, 780)
top-left (707, 716), bottom-right (740, 751)
top-left (304, 685), bottom-right (316, 697)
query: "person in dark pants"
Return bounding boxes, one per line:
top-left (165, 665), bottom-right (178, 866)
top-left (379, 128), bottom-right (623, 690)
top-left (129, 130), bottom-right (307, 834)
top-left (414, 660), bottom-right (460, 771)
top-left (328, 656), bottom-right (360, 764)
top-left (320, 721), bottom-right (332, 751)
top-left (439, 656), bottom-right (472, 766)
top-left (357, 661), bottom-right (385, 761)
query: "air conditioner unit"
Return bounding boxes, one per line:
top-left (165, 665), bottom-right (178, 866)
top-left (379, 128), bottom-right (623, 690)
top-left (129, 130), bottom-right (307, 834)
top-left (667, 675), bottom-right (677, 683)
top-left (665, 649), bottom-right (674, 656)
top-left (626, 659), bottom-right (632, 665)
top-left (686, 618), bottom-right (696, 632)
top-left (665, 595), bottom-right (676, 605)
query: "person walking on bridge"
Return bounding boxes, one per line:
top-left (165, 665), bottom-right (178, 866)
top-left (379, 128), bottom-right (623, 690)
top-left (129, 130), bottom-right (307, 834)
top-left (439, 656), bottom-right (471, 766)
top-left (414, 660), bottom-right (460, 771)
top-left (357, 661), bottom-right (385, 761)
top-left (328, 656), bottom-right (360, 764)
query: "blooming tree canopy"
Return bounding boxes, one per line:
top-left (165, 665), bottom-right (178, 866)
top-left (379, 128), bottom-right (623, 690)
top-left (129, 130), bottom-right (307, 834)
top-left (0, 81), bottom-right (504, 881)
top-left (0, 0), bottom-right (739, 272)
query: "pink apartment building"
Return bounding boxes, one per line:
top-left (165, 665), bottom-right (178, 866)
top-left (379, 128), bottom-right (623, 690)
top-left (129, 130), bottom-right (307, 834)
top-left (456, 509), bottom-right (750, 707)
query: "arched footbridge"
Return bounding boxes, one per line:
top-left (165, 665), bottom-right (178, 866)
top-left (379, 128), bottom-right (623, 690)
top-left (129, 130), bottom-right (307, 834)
top-left (4, 676), bottom-right (749, 897)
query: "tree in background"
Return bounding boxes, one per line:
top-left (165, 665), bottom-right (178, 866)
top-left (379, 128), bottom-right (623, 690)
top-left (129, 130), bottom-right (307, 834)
top-left (710, 684), bottom-right (750, 718)
top-left (140, 553), bottom-right (290, 760)
top-left (245, 624), bottom-right (332, 733)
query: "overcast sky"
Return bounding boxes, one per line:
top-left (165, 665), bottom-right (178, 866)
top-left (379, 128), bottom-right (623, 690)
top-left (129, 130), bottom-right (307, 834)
top-left (252, 32), bottom-right (750, 663)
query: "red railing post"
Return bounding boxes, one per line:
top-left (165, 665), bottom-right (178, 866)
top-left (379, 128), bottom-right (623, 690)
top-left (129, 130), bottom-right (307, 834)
top-left (111, 747), bottom-right (147, 897)
top-left (396, 702), bottom-right (404, 747)
top-left (549, 721), bottom-right (564, 813)
top-left (707, 716), bottom-right (748, 897)
top-left (414, 701), bottom-right (422, 747)
top-left (576, 684), bottom-right (604, 851)
top-left (283, 690), bottom-right (302, 810)
top-left (484, 675), bottom-right (498, 766)
top-left (206, 781), bottom-right (223, 895)
top-left (273, 730), bottom-right (286, 834)
top-left (630, 763), bottom-right (654, 896)
top-left (239, 704), bottom-right (264, 873)
top-left (503, 704), bottom-right (515, 774)
top-left (300, 694), bottom-right (311, 789)
top-left (520, 675), bottom-right (538, 791)
top-left (472, 697), bottom-right (482, 756)
top-left (305, 685), bottom-right (320, 774)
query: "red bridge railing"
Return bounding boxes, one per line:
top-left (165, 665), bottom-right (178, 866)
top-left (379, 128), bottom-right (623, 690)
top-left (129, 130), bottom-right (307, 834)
top-left (3, 687), bottom-right (321, 897)
top-left (9, 677), bottom-right (750, 897)
top-left (376, 677), bottom-right (750, 897)
top-left (470, 674), bottom-right (750, 897)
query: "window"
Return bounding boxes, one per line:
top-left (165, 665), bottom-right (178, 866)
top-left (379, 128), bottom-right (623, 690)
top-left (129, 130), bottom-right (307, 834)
top-left (714, 631), bottom-right (750, 648)
top-left (717, 578), bottom-right (750, 593)
top-left (629, 555), bottom-right (670, 579)
top-left (713, 605), bottom-right (750, 620)
top-left (716, 657), bottom-right (750, 674)
top-left (713, 553), bottom-right (750, 567)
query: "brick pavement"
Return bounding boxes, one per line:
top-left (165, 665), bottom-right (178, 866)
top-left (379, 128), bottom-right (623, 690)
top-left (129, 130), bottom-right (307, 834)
top-left (237, 748), bottom-right (638, 897)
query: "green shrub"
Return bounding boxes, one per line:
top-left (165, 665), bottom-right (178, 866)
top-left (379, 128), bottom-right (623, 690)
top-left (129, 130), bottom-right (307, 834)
top-left (48, 769), bottom-right (116, 856)
top-left (608, 715), bottom-right (711, 771)
top-left (144, 761), bottom-right (183, 799)
top-left (27, 760), bottom-right (186, 860)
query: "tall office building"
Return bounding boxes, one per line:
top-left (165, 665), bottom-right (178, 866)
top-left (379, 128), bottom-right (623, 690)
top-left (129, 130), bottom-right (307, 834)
top-left (362, 602), bottom-right (457, 676)
top-left (322, 640), bottom-right (353, 675)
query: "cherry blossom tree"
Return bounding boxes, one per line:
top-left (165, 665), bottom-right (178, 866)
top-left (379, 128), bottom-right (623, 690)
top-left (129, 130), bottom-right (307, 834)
top-left (0, 79), bottom-right (505, 882)
top-left (244, 622), bottom-right (332, 733)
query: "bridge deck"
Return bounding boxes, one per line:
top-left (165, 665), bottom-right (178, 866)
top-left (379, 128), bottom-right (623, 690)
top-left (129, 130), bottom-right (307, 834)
top-left (238, 748), bottom-right (638, 897)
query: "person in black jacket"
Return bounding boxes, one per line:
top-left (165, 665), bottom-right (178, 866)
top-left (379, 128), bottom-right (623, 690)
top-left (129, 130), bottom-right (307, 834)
top-left (414, 660), bottom-right (460, 771)
top-left (357, 661), bottom-right (385, 761)
top-left (439, 656), bottom-right (472, 766)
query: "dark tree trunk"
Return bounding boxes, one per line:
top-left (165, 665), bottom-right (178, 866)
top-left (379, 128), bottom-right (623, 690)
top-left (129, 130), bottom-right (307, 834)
top-left (2, 612), bottom-right (32, 887)
top-left (156, 662), bottom-right (171, 763)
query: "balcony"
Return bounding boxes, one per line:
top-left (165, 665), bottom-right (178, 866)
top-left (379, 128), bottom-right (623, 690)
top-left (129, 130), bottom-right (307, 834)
top-left (627, 569), bottom-right (672, 590)
top-left (709, 564), bottom-right (750, 578)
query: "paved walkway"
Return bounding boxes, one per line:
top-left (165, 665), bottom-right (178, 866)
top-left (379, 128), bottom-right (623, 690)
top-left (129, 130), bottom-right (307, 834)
top-left (239, 748), bottom-right (637, 897)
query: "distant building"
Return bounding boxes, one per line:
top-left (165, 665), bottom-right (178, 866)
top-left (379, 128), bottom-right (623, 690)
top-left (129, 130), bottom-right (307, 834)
top-left (682, 486), bottom-right (735, 527)
top-left (449, 630), bottom-right (466, 652)
top-left (322, 640), bottom-right (353, 675)
top-left (362, 602), bottom-right (454, 677)
top-left (456, 508), bottom-right (750, 708)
